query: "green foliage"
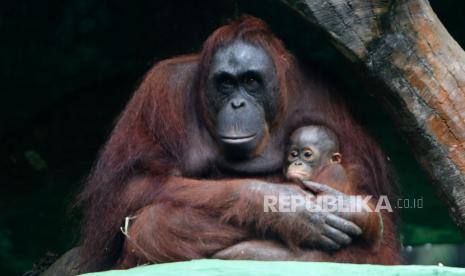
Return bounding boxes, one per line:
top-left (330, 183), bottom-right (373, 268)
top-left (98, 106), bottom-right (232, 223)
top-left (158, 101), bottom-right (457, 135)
top-left (0, 230), bottom-right (29, 275)
top-left (24, 150), bottom-right (48, 172)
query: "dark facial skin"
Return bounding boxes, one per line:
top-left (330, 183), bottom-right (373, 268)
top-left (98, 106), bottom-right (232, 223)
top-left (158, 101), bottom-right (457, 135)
top-left (207, 41), bottom-right (279, 160)
top-left (285, 126), bottom-right (342, 182)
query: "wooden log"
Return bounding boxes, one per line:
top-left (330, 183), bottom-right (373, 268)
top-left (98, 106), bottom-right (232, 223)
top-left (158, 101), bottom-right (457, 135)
top-left (280, 0), bottom-right (465, 233)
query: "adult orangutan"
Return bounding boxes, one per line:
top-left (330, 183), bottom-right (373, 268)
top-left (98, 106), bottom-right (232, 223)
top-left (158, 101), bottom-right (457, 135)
top-left (78, 16), bottom-right (400, 272)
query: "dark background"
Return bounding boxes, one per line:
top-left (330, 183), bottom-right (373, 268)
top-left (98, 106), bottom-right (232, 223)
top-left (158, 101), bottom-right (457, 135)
top-left (1, 0), bottom-right (465, 275)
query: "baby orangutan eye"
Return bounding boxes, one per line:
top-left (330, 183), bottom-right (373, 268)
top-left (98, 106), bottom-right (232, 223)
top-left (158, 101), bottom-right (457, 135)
top-left (302, 150), bottom-right (313, 161)
top-left (288, 150), bottom-right (299, 161)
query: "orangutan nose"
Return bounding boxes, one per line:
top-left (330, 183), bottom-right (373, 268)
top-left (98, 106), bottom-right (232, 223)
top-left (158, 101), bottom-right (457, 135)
top-left (231, 98), bottom-right (246, 109)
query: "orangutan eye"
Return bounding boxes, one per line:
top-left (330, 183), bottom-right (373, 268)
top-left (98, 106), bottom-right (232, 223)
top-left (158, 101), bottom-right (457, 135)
top-left (220, 80), bottom-right (234, 90)
top-left (288, 150), bottom-right (299, 161)
top-left (217, 73), bottom-right (235, 92)
top-left (243, 72), bottom-right (261, 91)
top-left (303, 150), bottom-right (313, 161)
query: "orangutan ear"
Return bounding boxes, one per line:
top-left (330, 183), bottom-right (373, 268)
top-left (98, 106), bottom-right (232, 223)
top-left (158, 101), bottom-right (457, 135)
top-left (331, 152), bottom-right (342, 164)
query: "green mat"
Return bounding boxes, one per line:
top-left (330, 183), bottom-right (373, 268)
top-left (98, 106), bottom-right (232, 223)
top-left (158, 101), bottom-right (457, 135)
top-left (83, 259), bottom-right (465, 276)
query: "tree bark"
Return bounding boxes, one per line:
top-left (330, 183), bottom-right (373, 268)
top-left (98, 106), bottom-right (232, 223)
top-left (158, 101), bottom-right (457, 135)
top-left (280, 0), bottom-right (465, 233)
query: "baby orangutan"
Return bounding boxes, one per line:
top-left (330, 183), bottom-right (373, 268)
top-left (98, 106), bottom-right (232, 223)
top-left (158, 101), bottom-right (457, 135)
top-left (213, 125), bottom-right (384, 261)
top-left (285, 125), bottom-right (345, 190)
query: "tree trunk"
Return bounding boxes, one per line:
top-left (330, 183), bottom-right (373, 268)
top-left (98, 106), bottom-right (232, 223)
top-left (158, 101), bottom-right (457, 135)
top-left (280, 0), bottom-right (465, 233)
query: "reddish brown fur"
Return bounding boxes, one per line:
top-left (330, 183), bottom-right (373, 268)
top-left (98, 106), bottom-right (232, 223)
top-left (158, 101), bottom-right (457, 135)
top-left (78, 16), bottom-right (400, 272)
top-left (209, 164), bottom-right (396, 264)
top-left (312, 164), bottom-right (390, 255)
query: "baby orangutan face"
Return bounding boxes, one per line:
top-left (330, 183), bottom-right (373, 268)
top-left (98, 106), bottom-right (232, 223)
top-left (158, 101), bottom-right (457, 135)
top-left (285, 126), bottom-right (342, 182)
